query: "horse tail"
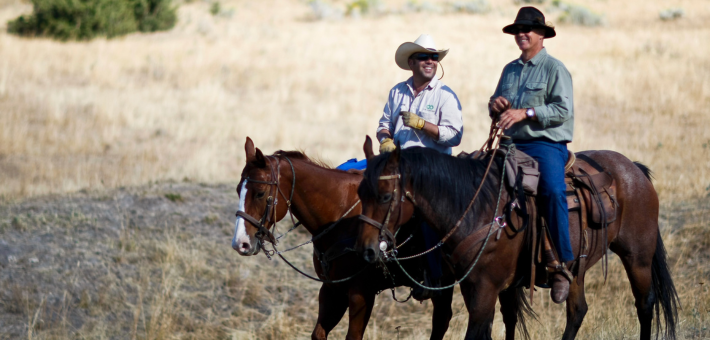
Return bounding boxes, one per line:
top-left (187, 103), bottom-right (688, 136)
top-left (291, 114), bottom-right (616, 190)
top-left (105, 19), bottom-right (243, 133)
top-left (514, 286), bottom-right (537, 340)
top-left (651, 230), bottom-right (680, 340)
top-left (633, 161), bottom-right (654, 182)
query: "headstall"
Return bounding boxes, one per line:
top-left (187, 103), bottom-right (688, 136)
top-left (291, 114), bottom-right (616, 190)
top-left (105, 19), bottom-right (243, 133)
top-left (235, 155), bottom-right (297, 245)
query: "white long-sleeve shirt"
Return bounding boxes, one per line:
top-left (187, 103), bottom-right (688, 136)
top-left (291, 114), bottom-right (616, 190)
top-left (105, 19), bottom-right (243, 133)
top-left (377, 77), bottom-right (463, 154)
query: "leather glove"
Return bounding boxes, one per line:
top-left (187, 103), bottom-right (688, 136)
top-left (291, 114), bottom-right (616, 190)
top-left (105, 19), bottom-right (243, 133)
top-left (379, 138), bottom-right (396, 153)
top-left (400, 111), bottom-right (425, 130)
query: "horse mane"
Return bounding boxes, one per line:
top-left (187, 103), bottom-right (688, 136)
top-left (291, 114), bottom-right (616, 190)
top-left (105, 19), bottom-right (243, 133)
top-left (361, 147), bottom-right (501, 234)
top-left (273, 150), bottom-right (332, 169)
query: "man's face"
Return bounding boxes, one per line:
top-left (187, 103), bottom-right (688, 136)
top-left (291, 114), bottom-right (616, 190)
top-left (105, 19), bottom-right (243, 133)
top-left (408, 53), bottom-right (439, 81)
top-left (512, 25), bottom-right (546, 52)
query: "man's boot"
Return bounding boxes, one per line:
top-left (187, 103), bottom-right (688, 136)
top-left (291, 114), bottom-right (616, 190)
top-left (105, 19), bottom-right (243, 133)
top-left (547, 260), bottom-right (572, 303)
top-left (543, 237), bottom-right (573, 304)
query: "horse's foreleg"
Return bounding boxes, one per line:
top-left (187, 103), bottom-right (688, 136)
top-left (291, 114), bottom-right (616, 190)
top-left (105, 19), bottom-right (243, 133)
top-left (430, 287), bottom-right (454, 340)
top-left (461, 280), bottom-right (497, 340)
top-left (561, 278), bottom-right (588, 340)
top-left (498, 289), bottom-right (518, 340)
top-left (345, 286), bottom-right (376, 340)
top-left (312, 284), bottom-right (349, 340)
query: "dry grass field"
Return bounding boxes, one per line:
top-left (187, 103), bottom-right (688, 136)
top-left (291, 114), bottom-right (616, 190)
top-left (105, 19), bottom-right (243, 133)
top-left (0, 0), bottom-right (708, 201)
top-left (0, 0), bottom-right (709, 339)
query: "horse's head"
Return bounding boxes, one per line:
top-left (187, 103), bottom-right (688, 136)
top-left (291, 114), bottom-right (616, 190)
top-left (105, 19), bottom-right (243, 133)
top-left (232, 137), bottom-right (291, 256)
top-left (355, 136), bottom-right (417, 263)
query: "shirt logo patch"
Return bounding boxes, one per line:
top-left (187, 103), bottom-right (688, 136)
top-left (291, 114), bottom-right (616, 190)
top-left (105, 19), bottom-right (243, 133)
top-left (426, 104), bottom-right (434, 110)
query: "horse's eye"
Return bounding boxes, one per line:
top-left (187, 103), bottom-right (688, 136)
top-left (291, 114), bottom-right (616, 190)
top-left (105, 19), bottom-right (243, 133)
top-left (256, 192), bottom-right (266, 199)
top-left (379, 193), bottom-right (392, 204)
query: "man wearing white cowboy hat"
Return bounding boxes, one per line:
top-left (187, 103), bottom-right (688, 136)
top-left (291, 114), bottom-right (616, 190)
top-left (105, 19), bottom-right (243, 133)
top-left (376, 34), bottom-right (463, 155)
top-left (375, 34), bottom-right (463, 301)
top-left (489, 6), bottom-right (575, 304)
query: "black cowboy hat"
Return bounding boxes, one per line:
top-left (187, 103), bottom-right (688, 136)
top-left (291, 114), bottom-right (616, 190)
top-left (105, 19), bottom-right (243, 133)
top-left (503, 7), bottom-right (556, 38)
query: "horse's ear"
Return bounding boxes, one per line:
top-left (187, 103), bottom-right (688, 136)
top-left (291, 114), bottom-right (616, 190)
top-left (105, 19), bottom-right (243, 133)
top-left (245, 137), bottom-right (256, 162)
top-left (363, 136), bottom-right (375, 160)
top-left (254, 148), bottom-right (267, 168)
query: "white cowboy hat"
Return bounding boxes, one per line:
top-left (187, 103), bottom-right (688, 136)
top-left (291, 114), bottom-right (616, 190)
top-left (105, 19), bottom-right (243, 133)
top-left (394, 34), bottom-right (449, 71)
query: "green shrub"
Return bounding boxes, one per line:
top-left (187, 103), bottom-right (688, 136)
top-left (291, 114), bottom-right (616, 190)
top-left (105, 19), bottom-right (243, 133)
top-left (133, 0), bottom-right (177, 32)
top-left (209, 1), bottom-right (220, 16)
top-left (7, 0), bottom-right (177, 41)
top-left (552, 0), bottom-right (604, 27)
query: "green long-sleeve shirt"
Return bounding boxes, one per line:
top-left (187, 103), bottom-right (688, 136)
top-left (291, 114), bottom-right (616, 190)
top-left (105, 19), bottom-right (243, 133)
top-left (491, 48), bottom-right (574, 142)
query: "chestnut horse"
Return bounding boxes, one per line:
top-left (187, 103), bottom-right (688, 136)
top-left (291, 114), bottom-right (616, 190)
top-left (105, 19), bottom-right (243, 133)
top-left (355, 137), bottom-right (679, 340)
top-left (232, 137), bottom-right (455, 340)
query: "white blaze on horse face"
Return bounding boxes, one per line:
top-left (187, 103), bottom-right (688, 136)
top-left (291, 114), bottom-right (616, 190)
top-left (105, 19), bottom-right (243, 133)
top-left (232, 181), bottom-right (254, 255)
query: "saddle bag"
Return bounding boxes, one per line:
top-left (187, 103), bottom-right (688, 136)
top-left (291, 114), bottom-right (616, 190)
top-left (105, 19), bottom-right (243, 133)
top-left (457, 147), bottom-right (540, 196)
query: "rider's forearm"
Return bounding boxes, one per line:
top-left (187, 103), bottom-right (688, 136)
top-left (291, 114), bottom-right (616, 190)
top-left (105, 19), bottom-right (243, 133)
top-left (421, 122), bottom-right (439, 140)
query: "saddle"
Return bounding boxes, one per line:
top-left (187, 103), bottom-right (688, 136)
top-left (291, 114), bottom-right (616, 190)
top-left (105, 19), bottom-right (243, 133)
top-left (457, 148), bottom-right (618, 225)
top-left (456, 146), bottom-right (618, 295)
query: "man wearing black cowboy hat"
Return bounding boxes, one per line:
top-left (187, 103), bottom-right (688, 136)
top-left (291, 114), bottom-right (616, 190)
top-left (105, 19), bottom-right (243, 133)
top-left (489, 7), bottom-right (575, 304)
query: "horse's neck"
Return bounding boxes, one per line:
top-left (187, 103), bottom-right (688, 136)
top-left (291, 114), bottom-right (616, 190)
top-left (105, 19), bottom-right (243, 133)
top-left (287, 161), bottom-right (360, 235)
top-left (415, 175), bottom-right (504, 243)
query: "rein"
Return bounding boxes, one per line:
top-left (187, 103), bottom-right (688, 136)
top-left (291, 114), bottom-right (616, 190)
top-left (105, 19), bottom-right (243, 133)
top-left (360, 124), bottom-right (516, 290)
top-left (360, 127), bottom-right (504, 258)
top-left (397, 141), bottom-right (514, 291)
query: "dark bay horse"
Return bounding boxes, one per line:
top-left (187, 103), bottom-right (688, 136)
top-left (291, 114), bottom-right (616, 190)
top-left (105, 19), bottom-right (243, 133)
top-left (232, 137), bottom-right (455, 340)
top-left (355, 137), bottom-right (679, 340)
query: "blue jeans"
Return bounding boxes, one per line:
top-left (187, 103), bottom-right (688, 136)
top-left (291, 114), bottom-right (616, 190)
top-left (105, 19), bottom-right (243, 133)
top-left (421, 222), bottom-right (443, 281)
top-left (515, 139), bottom-right (574, 262)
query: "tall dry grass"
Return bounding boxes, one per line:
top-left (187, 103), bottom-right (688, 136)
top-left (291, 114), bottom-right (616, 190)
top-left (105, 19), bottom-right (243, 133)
top-left (4, 193), bottom-right (706, 340)
top-left (0, 0), bottom-right (708, 200)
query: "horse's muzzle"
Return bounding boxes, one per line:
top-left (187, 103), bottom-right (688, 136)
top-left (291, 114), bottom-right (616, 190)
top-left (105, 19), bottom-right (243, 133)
top-left (232, 237), bottom-right (261, 256)
top-left (362, 246), bottom-right (379, 263)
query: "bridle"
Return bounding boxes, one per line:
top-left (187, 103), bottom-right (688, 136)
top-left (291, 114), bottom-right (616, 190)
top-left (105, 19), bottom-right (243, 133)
top-left (236, 154), bottom-right (369, 284)
top-left (236, 155), bottom-right (297, 246)
top-left (357, 171), bottom-right (416, 255)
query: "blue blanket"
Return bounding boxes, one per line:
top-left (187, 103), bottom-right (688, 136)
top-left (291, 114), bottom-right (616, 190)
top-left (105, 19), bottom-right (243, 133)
top-left (336, 158), bottom-right (367, 171)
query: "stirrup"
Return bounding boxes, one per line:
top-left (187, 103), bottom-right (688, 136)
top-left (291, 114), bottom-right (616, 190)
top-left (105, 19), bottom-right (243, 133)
top-left (546, 263), bottom-right (573, 283)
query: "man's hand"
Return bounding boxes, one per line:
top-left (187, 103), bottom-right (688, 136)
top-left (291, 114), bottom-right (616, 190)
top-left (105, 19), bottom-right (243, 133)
top-left (379, 138), bottom-right (396, 153)
top-left (489, 96), bottom-right (511, 116)
top-left (497, 108), bottom-right (527, 130)
top-left (400, 111), bottom-right (425, 130)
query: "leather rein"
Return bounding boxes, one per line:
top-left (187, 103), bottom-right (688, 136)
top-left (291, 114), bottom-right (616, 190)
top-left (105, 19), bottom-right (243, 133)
top-left (357, 127), bottom-right (517, 291)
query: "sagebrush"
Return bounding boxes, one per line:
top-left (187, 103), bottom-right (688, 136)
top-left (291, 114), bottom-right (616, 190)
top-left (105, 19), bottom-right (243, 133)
top-left (7, 0), bottom-right (177, 40)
